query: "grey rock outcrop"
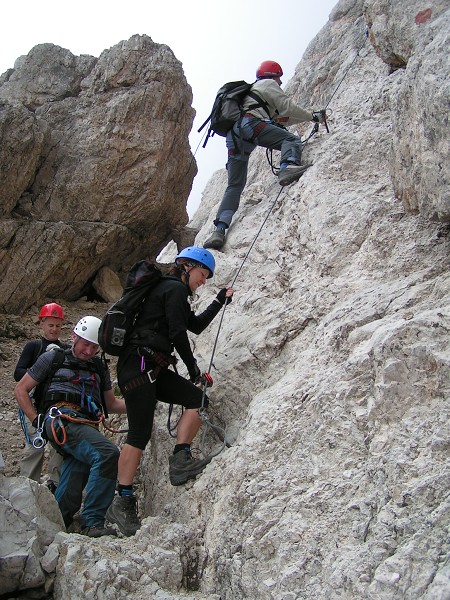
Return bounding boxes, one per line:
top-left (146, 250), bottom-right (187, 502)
top-left (3, 0), bottom-right (449, 599)
top-left (364, 0), bottom-right (449, 221)
top-left (0, 477), bottom-right (64, 595)
top-left (0, 34), bottom-right (196, 314)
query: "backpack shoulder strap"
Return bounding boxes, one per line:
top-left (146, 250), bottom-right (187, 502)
top-left (48, 347), bottom-right (70, 377)
top-left (246, 89), bottom-right (270, 118)
top-left (33, 347), bottom-right (68, 413)
top-left (90, 355), bottom-right (109, 417)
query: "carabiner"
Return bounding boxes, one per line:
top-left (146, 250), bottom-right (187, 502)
top-left (48, 406), bottom-right (62, 419)
top-left (32, 414), bottom-right (46, 449)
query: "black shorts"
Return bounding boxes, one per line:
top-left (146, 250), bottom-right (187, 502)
top-left (117, 351), bottom-right (208, 450)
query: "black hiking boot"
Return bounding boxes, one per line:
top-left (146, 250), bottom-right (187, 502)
top-left (81, 524), bottom-right (118, 538)
top-left (278, 163), bottom-right (312, 186)
top-left (204, 229), bottom-right (225, 250)
top-left (169, 449), bottom-right (211, 486)
top-left (105, 495), bottom-right (141, 537)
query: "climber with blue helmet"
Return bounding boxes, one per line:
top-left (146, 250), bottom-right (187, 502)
top-left (106, 247), bottom-right (233, 537)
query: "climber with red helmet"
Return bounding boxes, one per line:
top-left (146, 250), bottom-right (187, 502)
top-left (15, 315), bottom-right (127, 538)
top-left (204, 60), bottom-right (325, 250)
top-left (13, 302), bottom-right (69, 491)
top-left (105, 247), bottom-right (234, 537)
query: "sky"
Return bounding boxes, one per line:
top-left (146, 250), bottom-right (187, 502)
top-left (1, 0), bottom-right (337, 217)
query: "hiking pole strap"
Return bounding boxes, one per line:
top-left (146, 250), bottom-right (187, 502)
top-left (198, 112), bottom-right (212, 133)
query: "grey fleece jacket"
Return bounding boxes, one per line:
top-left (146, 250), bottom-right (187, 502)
top-left (242, 78), bottom-right (313, 126)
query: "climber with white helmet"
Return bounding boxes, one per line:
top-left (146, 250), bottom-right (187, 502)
top-left (106, 247), bottom-right (233, 537)
top-left (14, 315), bottom-right (126, 538)
top-left (204, 59), bottom-right (326, 250)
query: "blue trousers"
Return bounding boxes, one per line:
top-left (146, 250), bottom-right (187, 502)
top-left (45, 408), bottom-right (119, 528)
top-left (215, 116), bottom-right (303, 227)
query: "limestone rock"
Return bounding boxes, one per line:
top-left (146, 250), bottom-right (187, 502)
top-left (0, 34), bottom-right (196, 314)
top-left (52, 517), bottom-right (213, 600)
top-left (1, 0), bottom-right (449, 599)
top-left (0, 43), bottom-right (96, 110)
top-left (92, 266), bottom-right (123, 302)
top-left (0, 100), bottom-right (44, 213)
top-left (364, 0), bottom-right (450, 221)
top-left (0, 476), bottom-right (64, 594)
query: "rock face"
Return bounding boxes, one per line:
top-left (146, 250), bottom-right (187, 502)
top-left (2, 0), bottom-right (449, 599)
top-left (0, 35), bottom-right (196, 314)
top-left (364, 0), bottom-right (449, 222)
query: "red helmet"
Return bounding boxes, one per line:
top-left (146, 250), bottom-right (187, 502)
top-left (256, 60), bottom-right (283, 80)
top-left (39, 302), bottom-right (65, 320)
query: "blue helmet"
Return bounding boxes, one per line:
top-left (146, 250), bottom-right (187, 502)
top-left (175, 246), bottom-right (215, 279)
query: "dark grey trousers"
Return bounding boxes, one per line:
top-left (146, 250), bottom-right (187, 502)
top-left (215, 116), bottom-right (303, 227)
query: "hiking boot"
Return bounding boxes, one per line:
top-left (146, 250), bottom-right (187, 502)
top-left (278, 163), bottom-right (312, 186)
top-left (169, 449), bottom-right (212, 486)
top-left (204, 229), bottom-right (225, 250)
top-left (81, 524), bottom-right (118, 538)
top-left (105, 495), bottom-right (141, 537)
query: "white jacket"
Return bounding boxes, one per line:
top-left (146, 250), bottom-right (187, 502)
top-left (242, 79), bottom-right (313, 126)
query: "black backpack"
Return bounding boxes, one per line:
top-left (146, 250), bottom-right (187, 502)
top-left (98, 261), bottom-right (163, 356)
top-left (198, 80), bottom-right (270, 148)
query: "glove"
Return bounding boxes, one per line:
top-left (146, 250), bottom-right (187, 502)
top-left (313, 110), bottom-right (328, 123)
top-left (196, 373), bottom-right (213, 388)
top-left (216, 288), bottom-right (233, 306)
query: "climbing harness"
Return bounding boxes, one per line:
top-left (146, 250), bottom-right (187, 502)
top-left (46, 403), bottom-right (128, 447)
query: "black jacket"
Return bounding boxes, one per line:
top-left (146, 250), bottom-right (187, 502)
top-left (130, 276), bottom-right (222, 378)
top-left (14, 338), bottom-right (70, 382)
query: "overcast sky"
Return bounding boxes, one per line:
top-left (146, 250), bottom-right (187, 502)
top-left (1, 0), bottom-right (337, 217)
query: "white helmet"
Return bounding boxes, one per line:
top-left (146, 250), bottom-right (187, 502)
top-left (73, 316), bottom-right (101, 344)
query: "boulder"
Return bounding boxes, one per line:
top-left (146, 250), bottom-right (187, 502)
top-left (0, 476), bottom-right (64, 594)
top-left (0, 35), bottom-right (196, 314)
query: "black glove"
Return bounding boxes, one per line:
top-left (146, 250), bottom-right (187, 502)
top-left (195, 372), bottom-right (213, 388)
top-left (312, 111), bottom-right (322, 123)
top-left (216, 288), bottom-right (232, 306)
